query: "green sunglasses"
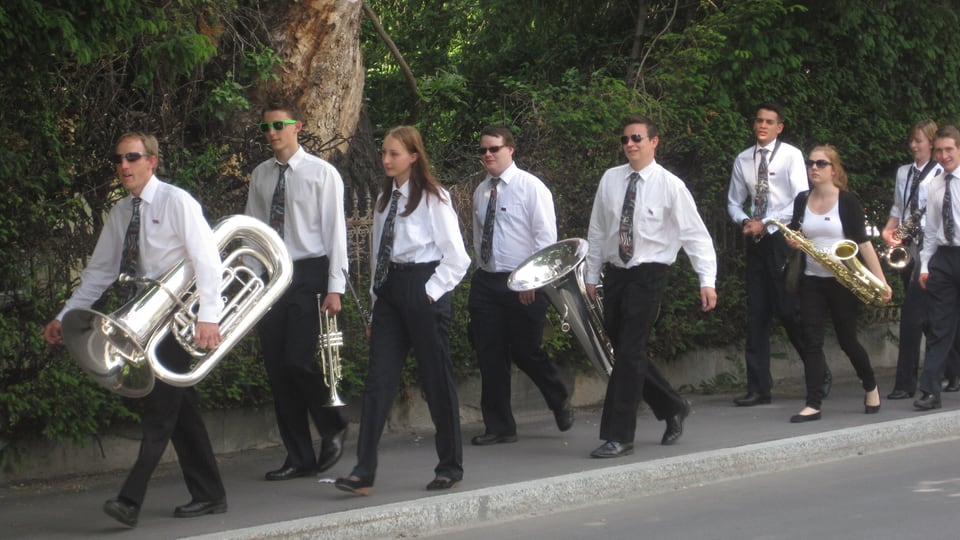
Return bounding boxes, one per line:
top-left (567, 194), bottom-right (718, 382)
top-left (258, 119), bottom-right (298, 133)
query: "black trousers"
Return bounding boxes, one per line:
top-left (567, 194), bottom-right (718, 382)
top-left (468, 269), bottom-right (569, 436)
top-left (118, 336), bottom-right (225, 507)
top-left (351, 263), bottom-right (463, 483)
top-left (796, 276), bottom-right (877, 410)
top-left (257, 256), bottom-right (347, 470)
top-left (743, 231), bottom-right (804, 395)
top-left (920, 247), bottom-right (960, 396)
top-left (598, 263), bottom-right (685, 444)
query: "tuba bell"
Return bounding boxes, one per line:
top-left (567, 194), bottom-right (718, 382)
top-left (507, 238), bottom-right (614, 379)
top-left (61, 215), bottom-right (293, 398)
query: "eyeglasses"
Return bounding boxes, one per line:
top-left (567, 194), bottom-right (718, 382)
top-left (258, 119), bottom-right (298, 133)
top-left (620, 134), bottom-right (649, 145)
top-left (479, 145), bottom-right (504, 155)
top-left (110, 152), bottom-right (150, 164)
top-left (805, 159), bottom-right (832, 169)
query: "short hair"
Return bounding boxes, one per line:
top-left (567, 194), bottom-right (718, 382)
top-left (261, 98), bottom-right (301, 121)
top-left (809, 144), bottom-right (848, 191)
top-left (934, 125), bottom-right (960, 148)
top-left (480, 125), bottom-right (516, 148)
top-left (116, 131), bottom-right (159, 157)
top-left (912, 118), bottom-right (938, 144)
top-left (755, 102), bottom-right (785, 124)
top-left (620, 115), bottom-right (659, 138)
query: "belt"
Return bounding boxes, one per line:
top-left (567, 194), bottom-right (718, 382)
top-left (389, 261), bottom-right (439, 271)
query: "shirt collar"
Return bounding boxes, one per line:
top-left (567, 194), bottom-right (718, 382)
top-left (274, 146), bottom-right (307, 170)
top-left (486, 161), bottom-right (518, 185)
top-left (138, 175), bottom-right (160, 205)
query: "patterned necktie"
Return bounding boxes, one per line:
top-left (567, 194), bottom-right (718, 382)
top-left (269, 163), bottom-right (289, 238)
top-left (373, 189), bottom-right (403, 289)
top-left (908, 167), bottom-right (922, 214)
top-left (117, 196), bottom-right (142, 302)
top-left (753, 148), bottom-right (770, 219)
top-left (944, 173), bottom-right (955, 244)
top-left (618, 172), bottom-right (640, 263)
top-left (480, 177), bottom-right (500, 264)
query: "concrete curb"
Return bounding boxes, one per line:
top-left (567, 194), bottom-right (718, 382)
top-left (184, 409), bottom-right (960, 540)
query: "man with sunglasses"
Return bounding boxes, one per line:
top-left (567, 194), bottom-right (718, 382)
top-left (726, 102), bottom-right (821, 407)
top-left (585, 115), bottom-right (717, 458)
top-left (43, 132), bottom-right (227, 527)
top-left (245, 99), bottom-right (349, 481)
top-left (468, 125), bottom-right (573, 447)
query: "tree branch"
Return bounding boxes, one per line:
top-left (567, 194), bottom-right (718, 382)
top-left (361, 1), bottom-right (420, 125)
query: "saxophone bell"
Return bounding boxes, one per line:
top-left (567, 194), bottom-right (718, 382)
top-left (317, 296), bottom-right (346, 407)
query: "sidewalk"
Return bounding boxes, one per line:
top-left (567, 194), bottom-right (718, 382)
top-left (2, 375), bottom-right (959, 540)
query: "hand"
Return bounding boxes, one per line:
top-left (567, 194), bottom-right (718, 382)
top-left (881, 283), bottom-right (893, 303)
top-left (518, 290), bottom-right (536, 305)
top-left (786, 237), bottom-right (802, 250)
top-left (321, 293), bottom-right (342, 315)
top-left (919, 272), bottom-right (929, 289)
top-left (880, 227), bottom-right (902, 246)
top-left (586, 284), bottom-right (598, 301)
top-left (43, 319), bottom-right (63, 345)
top-left (700, 287), bottom-right (717, 312)
top-left (194, 322), bottom-right (222, 350)
top-left (742, 219), bottom-right (764, 239)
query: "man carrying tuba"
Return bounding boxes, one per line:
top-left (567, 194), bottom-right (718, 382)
top-left (43, 132), bottom-right (227, 527)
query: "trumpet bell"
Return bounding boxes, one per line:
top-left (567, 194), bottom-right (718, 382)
top-left (61, 308), bottom-right (154, 398)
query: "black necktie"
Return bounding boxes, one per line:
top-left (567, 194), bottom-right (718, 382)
top-left (908, 167), bottom-right (922, 214)
top-left (118, 197), bottom-right (142, 302)
top-left (373, 190), bottom-right (402, 289)
top-left (270, 163), bottom-right (289, 238)
top-left (619, 172), bottom-right (640, 263)
top-left (480, 177), bottom-right (500, 264)
top-left (944, 173), bottom-right (955, 244)
top-left (753, 148), bottom-right (770, 219)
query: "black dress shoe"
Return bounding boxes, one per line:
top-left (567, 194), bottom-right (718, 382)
top-left (822, 368), bottom-right (833, 399)
top-left (471, 433), bottom-right (518, 446)
top-left (426, 476), bottom-right (460, 491)
top-left (789, 411), bottom-right (821, 423)
top-left (554, 402), bottom-right (574, 432)
top-left (945, 377), bottom-right (960, 392)
top-left (264, 465), bottom-right (315, 481)
top-left (589, 440), bottom-right (634, 458)
top-left (318, 425), bottom-right (348, 473)
top-left (334, 475), bottom-right (374, 496)
top-left (103, 497), bottom-right (139, 527)
top-left (914, 393), bottom-right (942, 410)
top-left (661, 400), bottom-right (691, 446)
top-left (886, 389), bottom-right (915, 400)
top-left (173, 499), bottom-right (227, 518)
top-left (733, 392), bottom-right (771, 406)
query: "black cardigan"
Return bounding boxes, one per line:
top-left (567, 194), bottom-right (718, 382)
top-left (787, 189), bottom-right (870, 244)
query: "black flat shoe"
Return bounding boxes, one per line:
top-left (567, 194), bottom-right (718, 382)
top-left (334, 475), bottom-right (373, 496)
top-left (914, 393), bottom-right (942, 410)
top-left (789, 411), bottom-right (821, 423)
top-left (589, 440), bottom-right (634, 458)
top-left (173, 498), bottom-right (227, 518)
top-left (426, 476), bottom-right (460, 491)
top-left (733, 392), bottom-right (771, 406)
top-left (264, 465), bottom-right (315, 481)
top-left (318, 425), bottom-right (348, 473)
top-left (945, 377), bottom-right (960, 392)
top-left (554, 402), bottom-right (575, 432)
top-left (886, 389), bottom-right (915, 400)
top-left (103, 497), bottom-right (139, 527)
top-left (470, 433), bottom-right (518, 446)
top-left (661, 400), bottom-right (691, 446)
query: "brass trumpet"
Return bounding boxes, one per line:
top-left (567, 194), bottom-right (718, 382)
top-left (317, 295), bottom-right (346, 407)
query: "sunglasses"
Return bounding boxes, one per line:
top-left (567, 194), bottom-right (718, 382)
top-left (805, 159), bottom-right (832, 169)
top-left (620, 134), bottom-right (649, 144)
top-left (479, 145), bottom-right (504, 155)
top-left (258, 119), bottom-right (298, 133)
top-left (110, 152), bottom-right (150, 164)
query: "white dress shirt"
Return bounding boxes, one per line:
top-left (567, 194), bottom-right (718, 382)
top-left (921, 169), bottom-right (960, 273)
top-left (586, 161), bottom-right (717, 288)
top-left (58, 176), bottom-right (223, 322)
top-left (889, 160), bottom-right (940, 221)
top-left (727, 139), bottom-right (808, 233)
top-left (472, 162), bottom-right (557, 272)
top-left (370, 180), bottom-right (470, 302)
top-left (245, 146), bottom-right (348, 294)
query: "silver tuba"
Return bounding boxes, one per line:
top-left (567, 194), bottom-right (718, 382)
top-left (317, 296), bottom-right (346, 407)
top-left (508, 238), bottom-right (614, 379)
top-left (61, 215), bottom-right (293, 398)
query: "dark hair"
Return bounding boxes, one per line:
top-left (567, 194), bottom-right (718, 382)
top-left (261, 98), bottom-right (301, 121)
top-left (755, 102), bottom-right (785, 123)
top-left (480, 125), bottom-right (516, 148)
top-left (936, 125), bottom-right (960, 149)
top-left (377, 125), bottom-right (446, 216)
top-left (620, 115), bottom-right (659, 138)
top-left (809, 144), bottom-right (848, 191)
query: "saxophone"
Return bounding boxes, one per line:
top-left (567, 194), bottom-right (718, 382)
top-left (881, 206), bottom-right (925, 270)
top-left (769, 220), bottom-right (888, 306)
